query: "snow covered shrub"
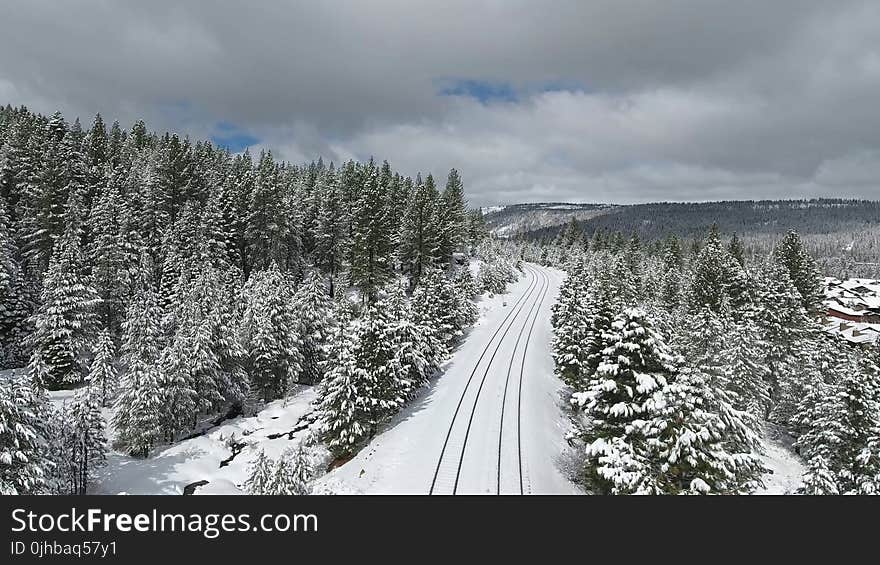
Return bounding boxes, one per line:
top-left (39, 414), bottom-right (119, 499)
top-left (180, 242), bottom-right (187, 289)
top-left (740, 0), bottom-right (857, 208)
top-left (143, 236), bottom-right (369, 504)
top-left (0, 377), bottom-right (52, 495)
top-left (477, 260), bottom-right (516, 295)
top-left (412, 269), bottom-right (463, 344)
top-left (572, 309), bottom-right (765, 494)
top-left (245, 445), bottom-right (316, 495)
top-left (244, 450), bottom-right (274, 494)
top-left (46, 387), bottom-right (107, 494)
top-left (452, 267), bottom-right (479, 329)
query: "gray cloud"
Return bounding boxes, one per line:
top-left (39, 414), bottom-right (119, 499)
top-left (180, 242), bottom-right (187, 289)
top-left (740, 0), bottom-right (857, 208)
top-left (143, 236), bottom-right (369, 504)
top-left (2, 0), bottom-right (880, 205)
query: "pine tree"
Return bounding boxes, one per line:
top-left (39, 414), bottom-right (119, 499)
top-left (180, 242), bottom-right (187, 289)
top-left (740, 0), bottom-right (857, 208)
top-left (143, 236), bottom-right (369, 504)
top-left (313, 169), bottom-right (348, 297)
top-left (689, 225), bottom-right (748, 313)
top-left (581, 273), bottom-right (616, 384)
top-left (87, 327), bottom-right (118, 407)
top-left (46, 400), bottom-right (76, 494)
top-left (273, 444), bottom-right (315, 495)
top-left (244, 449), bottom-right (275, 495)
top-left (69, 384), bottom-right (107, 494)
top-left (246, 151), bottom-right (284, 273)
top-left (659, 237), bottom-right (684, 307)
top-left (352, 303), bottom-right (404, 430)
top-left (437, 168), bottom-right (467, 262)
top-left (23, 112), bottom-right (69, 272)
top-left (160, 265), bottom-right (237, 437)
top-left (728, 233), bottom-right (745, 266)
top-left (318, 322), bottom-right (369, 457)
top-left (113, 261), bottom-right (164, 457)
top-left (84, 114), bottom-right (109, 199)
top-left (572, 309), bottom-right (676, 494)
top-left (754, 261), bottom-right (814, 422)
top-left (292, 272), bottom-right (336, 385)
top-left (636, 367), bottom-right (766, 494)
top-left (795, 353), bottom-right (880, 494)
top-left (551, 264), bottom-right (589, 388)
top-left (158, 318), bottom-right (200, 441)
top-left (398, 175), bottom-right (440, 289)
top-left (27, 204), bottom-right (101, 388)
top-left (0, 194), bottom-right (29, 367)
top-left (87, 166), bottom-right (125, 330)
top-left (466, 209), bottom-right (487, 249)
top-left (350, 164), bottom-right (394, 303)
top-left (237, 266), bottom-right (302, 402)
top-left (211, 267), bottom-right (249, 411)
top-left (623, 233), bottom-right (643, 296)
top-left (0, 194), bottom-right (14, 299)
top-left (245, 445), bottom-right (315, 495)
top-left (772, 230), bottom-right (823, 316)
top-left (451, 266), bottom-right (479, 330)
top-left (576, 308), bottom-right (765, 494)
top-left (382, 284), bottom-right (441, 399)
top-left (721, 316), bottom-right (772, 418)
top-left (412, 269), bottom-right (463, 345)
top-left (0, 376), bottom-right (52, 494)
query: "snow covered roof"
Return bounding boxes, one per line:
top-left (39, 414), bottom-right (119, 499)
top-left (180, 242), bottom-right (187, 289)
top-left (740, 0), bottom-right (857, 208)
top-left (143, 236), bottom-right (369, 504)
top-left (824, 277), bottom-right (880, 324)
top-left (827, 303), bottom-right (869, 317)
top-left (824, 319), bottom-right (880, 345)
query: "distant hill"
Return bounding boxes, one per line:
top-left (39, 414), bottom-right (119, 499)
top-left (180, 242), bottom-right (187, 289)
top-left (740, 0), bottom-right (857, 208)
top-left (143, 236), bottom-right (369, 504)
top-left (481, 202), bottom-right (615, 237)
top-left (497, 199), bottom-right (880, 241)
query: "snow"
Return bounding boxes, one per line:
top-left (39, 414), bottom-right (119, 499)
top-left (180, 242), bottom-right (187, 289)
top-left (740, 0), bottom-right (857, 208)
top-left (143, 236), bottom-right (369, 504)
top-left (0, 367), bottom-right (25, 381)
top-left (20, 260), bottom-right (806, 496)
top-left (468, 258), bottom-right (483, 279)
top-left (756, 426), bottom-right (805, 495)
top-left (493, 224), bottom-right (514, 237)
top-left (823, 276), bottom-right (880, 343)
top-left (315, 263), bottom-right (582, 494)
top-left (93, 387), bottom-right (320, 495)
top-left (480, 205), bottom-right (506, 215)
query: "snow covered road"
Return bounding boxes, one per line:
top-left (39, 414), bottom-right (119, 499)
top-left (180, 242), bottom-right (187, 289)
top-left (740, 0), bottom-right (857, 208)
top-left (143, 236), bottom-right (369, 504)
top-left (320, 263), bottom-right (582, 495)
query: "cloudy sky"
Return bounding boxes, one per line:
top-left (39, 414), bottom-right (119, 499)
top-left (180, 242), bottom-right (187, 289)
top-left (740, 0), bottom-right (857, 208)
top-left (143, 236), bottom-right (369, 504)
top-left (3, 0), bottom-right (880, 205)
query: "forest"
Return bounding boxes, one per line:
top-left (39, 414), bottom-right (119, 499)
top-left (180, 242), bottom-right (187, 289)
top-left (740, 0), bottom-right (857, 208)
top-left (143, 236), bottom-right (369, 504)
top-left (530, 226), bottom-right (880, 494)
top-left (2, 102), bottom-right (878, 496)
top-left (0, 104), bottom-right (508, 495)
top-left (520, 200), bottom-right (880, 279)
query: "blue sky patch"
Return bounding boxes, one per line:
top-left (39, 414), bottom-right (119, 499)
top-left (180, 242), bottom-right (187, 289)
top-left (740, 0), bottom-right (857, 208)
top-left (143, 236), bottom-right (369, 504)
top-left (437, 78), bottom-right (587, 103)
top-left (211, 122), bottom-right (259, 152)
top-left (438, 79), bottom-right (518, 103)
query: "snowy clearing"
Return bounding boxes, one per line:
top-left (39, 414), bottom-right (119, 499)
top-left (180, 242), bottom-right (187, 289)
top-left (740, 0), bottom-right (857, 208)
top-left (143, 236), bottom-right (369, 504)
top-left (93, 387), bottom-right (320, 495)
top-left (757, 426), bottom-right (805, 495)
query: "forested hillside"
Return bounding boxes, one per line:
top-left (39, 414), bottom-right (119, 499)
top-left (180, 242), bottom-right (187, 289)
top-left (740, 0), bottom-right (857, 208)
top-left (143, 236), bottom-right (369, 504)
top-left (525, 227), bottom-right (880, 495)
top-left (482, 203), bottom-right (611, 236)
top-left (520, 200), bottom-right (880, 240)
top-left (517, 200), bottom-right (880, 278)
top-left (0, 104), bottom-right (501, 495)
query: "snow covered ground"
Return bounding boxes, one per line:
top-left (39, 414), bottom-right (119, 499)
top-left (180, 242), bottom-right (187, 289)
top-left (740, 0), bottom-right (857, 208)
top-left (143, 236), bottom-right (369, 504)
top-left (92, 387), bottom-right (319, 495)
top-left (757, 426), bottom-right (805, 495)
top-left (317, 263), bottom-right (582, 494)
